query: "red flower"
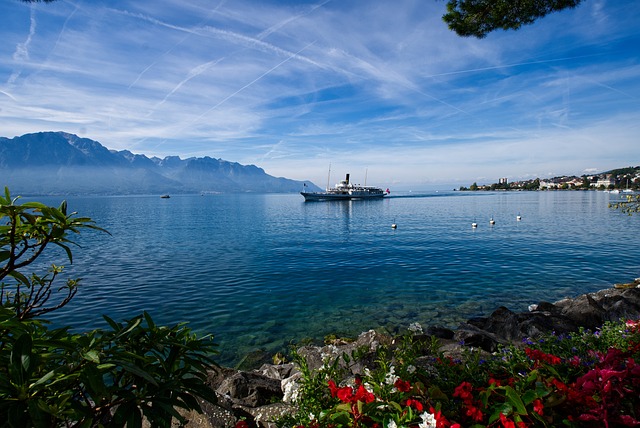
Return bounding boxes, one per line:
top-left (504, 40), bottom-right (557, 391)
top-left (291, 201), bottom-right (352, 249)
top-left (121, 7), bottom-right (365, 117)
top-left (328, 380), bottom-right (338, 397)
top-left (405, 398), bottom-right (424, 412)
top-left (499, 413), bottom-right (515, 428)
top-left (488, 377), bottom-right (502, 386)
top-left (428, 407), bottom-right (453, 428)
top-left (533, 399), bottom-right (544, 416)
top-left (354, 384), bottom-right (375, 403)
top-left (328, 380), bottom-right (375, 404)
top-left (525, 348), bottom-right (561, 365)
top-left (235, 421), bottom-right (249, 428)
top-left (453, 381), bottom-right (473, 400)
top-left (337, 386), bottom-right (354, 403)
top-left (395, 378), bottom-right (411, 392)
top-left (465, 404), bottom-right (484, 422)
top-left (550, 378), bottom-right (568, 393)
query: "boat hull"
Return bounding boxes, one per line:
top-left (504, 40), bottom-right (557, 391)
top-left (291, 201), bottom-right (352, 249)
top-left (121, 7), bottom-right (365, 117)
top-left (300, 191), bottom-right (386, 201)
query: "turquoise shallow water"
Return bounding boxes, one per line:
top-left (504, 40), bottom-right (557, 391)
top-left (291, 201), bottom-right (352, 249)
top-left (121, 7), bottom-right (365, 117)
top-left (33, 191), bottom-right (640, 366)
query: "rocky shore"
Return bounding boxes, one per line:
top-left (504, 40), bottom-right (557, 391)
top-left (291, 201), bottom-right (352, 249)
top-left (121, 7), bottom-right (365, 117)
top-left (160, 283), bottom-right (640, 428)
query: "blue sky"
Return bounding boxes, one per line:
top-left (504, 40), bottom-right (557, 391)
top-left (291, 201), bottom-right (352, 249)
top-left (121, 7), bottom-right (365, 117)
top-left (1, 0), bottom-right (639, 189)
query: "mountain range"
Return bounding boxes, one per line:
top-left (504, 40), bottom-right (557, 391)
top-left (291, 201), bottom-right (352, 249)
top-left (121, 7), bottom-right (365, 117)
top-left (0, 132), bottom-right (320, 195)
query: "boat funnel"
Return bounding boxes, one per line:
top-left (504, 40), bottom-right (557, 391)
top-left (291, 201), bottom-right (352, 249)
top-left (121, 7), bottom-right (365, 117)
top-left (345, 173), bottom-right (350, 184)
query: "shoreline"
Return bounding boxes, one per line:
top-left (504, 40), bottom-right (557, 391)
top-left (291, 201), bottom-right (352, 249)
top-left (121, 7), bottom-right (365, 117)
top-left (190, 282), bottom-right (640, 427)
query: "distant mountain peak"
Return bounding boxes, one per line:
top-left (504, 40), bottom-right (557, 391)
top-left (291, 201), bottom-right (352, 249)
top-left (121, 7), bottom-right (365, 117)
top-left (0, 131), bottom-right (321, 195)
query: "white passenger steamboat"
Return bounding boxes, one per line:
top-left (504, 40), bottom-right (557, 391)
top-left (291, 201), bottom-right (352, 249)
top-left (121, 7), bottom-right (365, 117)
top-left (301, 173), bottom-right (388, 201)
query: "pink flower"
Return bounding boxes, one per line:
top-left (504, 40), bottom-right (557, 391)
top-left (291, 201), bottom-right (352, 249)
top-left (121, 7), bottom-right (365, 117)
top-left (625, 319), bottom-right (640, 332)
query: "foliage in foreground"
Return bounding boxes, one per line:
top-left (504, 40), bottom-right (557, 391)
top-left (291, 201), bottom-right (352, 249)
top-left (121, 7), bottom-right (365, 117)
top-left (0, 310), bottom-right (218, 427)
top-left (442, 0), bottom-right (584, 38)
top-left (281, 319), bottom-right (640, 428)
top-left (0, 188), bottom-right (219, 427)
top-left (610, 194), bottom-right (640, 215)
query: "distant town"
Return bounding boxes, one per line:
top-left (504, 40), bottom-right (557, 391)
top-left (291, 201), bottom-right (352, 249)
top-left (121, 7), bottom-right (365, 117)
top-left (460, 166), bottom-right (640, 192)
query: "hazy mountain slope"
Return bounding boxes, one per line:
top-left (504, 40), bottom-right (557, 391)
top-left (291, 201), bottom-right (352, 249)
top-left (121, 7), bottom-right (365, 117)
top-left (0, 132), bottom-right (319, 195)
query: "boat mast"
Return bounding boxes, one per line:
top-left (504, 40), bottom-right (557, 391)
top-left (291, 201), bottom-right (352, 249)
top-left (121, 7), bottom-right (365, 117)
top-left (364, 168), bottom-right (368, 186)
top-left (326, 163), bottom-right (331, 191)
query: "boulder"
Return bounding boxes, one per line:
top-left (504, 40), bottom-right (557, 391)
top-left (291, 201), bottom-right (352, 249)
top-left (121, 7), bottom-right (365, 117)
top-left (215, 371), bottom-right (282, 408)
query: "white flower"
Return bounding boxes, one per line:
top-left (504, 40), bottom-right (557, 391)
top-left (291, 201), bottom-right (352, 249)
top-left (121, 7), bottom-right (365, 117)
top-left (282, 379), bottom-right (299, 403)
top-left (386, 420), bottom-right (398, 428)
top-left (407, 365), bottom-right (416, 374)
top-left (408, 322), bottom-right (423, 334)
top-left (385, 365), bottom-right (399, 385)
top-left (419, 411), bottom-right (437, 428)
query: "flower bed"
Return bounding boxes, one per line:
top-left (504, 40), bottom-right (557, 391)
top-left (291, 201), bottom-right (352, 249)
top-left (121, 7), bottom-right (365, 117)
top-left (273, 319), bottom-right (640, 428)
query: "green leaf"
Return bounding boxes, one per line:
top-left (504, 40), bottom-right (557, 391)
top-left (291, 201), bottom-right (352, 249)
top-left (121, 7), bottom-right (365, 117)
top-left (97, 363), bottom-right (116, 370)
top-left (10, 333), bottom-right (34, 383)
top-left (504, 385), bottom-right (528, 415)
top-left (428, 385), bottom-right (449, 401)
top-left (143, 311), bottom-right (156, 330)
top-left (82, 350), bottom-right (100, 364)
top-left (127, 406), bottom-right (143, 428)
top-left (102, 314), bottom-right (120, 330)
top-left (8, 270), bottom-right (30, 286)
top-left (30, 370), bottom-right (56, 388)
top-left (113, 360), bottom-right (159, 386)
top-left (389, 400), bottom-right (403, 412)
top-left (489, 404), bottom-right (512, 424)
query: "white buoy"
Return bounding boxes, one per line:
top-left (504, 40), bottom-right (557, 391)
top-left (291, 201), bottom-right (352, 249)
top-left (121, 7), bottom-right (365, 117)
top-left (472, 222), bottom-right (478, 228)
top-left (391, 223), bottom-right (397, 229)
top-left (516, 214), bottom-right (522, 221)
top-left (489, 217), bottom-right (495, 225)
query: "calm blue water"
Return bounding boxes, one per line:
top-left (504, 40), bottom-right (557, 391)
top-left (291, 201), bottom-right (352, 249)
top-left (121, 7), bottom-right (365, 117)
top-left (31, 191), bottom-right (640, 366)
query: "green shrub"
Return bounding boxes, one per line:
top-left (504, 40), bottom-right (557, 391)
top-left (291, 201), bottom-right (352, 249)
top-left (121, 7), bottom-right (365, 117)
top-left (0, 188), bottom-right (219, 427)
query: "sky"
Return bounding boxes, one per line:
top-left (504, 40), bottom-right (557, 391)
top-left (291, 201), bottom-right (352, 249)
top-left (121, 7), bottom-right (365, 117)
top-left (1, 0), bottom-right (639, 190)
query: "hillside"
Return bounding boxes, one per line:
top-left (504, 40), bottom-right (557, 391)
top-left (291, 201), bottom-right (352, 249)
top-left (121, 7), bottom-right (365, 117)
top-left (0, 132), bottom-right (320, 195)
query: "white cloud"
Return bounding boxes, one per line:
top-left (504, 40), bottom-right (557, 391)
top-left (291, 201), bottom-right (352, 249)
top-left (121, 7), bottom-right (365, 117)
top-left (0, 0), bottom-right (638, 188)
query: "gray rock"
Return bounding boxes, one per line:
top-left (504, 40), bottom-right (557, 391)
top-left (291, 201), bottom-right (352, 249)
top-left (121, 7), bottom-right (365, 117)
top-left (215, 371), bottom-right (283, 408)
top-left (239, 402), bottom-right (297, 428)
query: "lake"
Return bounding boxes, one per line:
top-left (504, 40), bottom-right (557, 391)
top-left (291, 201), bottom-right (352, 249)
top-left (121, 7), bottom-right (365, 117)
top-left (32, 190), bottom-right (640, 366)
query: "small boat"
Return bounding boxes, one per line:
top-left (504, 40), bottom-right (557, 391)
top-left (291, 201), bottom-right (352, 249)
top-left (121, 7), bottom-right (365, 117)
top-left (160, 194), bottom-right (170, 199)
top-left (301, 173), bottom-right (388, 201)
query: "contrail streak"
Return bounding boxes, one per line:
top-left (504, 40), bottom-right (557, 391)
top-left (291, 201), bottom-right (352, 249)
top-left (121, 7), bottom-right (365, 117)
top-left (424, 54), bottom-right (604, 79)
top-left (124, 2), bottom-right (225, 89)
top-left (149, 57), bottom-right (225, 113)
top-left (189, 41), bottom-right (317, 125)
top-left (0, 90), bottom-right (17, 101)
top-left (257, 0), bottom-right (331, 40)
top-left (8, 7), bottom-right (37, 85)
